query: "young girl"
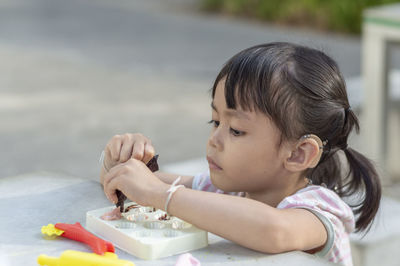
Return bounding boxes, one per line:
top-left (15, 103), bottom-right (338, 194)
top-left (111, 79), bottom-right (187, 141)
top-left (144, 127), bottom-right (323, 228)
top-left (100, 42), bottom-right (381, 266)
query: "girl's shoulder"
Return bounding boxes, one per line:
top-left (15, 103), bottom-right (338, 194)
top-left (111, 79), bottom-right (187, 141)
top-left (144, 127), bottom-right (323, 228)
top-left (277, 185), bottom-right (355, 234)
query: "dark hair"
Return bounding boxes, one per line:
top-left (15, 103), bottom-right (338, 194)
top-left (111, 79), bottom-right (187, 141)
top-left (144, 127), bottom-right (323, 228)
top-left (211, 42), bottom-right (381, 233)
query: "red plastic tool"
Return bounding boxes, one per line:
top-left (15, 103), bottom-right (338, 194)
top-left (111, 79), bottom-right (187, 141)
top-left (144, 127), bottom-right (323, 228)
top-left (55, 222), bottom-right (115, 255)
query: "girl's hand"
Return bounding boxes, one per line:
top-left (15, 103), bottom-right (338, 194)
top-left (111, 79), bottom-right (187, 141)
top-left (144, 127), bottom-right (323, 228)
top-left (103, 158), bottom-right (168, 207)
top-left (103, 133), bottom-right (155, 171)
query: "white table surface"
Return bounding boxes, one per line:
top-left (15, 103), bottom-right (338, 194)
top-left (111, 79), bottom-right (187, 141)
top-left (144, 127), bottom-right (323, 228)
top-left (0, 172), bottom-right (334, 265)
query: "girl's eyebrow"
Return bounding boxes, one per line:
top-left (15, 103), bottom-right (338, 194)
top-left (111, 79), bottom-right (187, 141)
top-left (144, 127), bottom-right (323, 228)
top-left (211, 101), bottom-right (250, 120)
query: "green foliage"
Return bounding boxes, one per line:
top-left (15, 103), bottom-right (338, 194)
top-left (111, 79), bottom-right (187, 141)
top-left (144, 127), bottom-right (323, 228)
top-left (201, 0), bottom-right (400, 34)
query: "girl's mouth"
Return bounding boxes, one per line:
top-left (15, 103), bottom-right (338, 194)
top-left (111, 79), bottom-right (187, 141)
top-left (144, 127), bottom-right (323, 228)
top-left (206, 156), bottom-right (222, 170)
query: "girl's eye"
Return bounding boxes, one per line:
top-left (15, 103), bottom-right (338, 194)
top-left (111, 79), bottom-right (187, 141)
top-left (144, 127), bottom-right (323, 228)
top-left (208, 119), bottom-right (220, 127)
top-left (230, 128), bottom-right (245, 136)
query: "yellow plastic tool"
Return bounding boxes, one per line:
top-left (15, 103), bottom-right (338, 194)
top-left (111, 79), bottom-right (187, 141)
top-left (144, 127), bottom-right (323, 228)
top-left (37, 250), bottom-right (135, 266)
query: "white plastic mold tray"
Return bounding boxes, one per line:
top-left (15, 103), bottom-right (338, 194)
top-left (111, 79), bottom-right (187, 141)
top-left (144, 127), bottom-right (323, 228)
top-left (86, 203), bottom-right (208, 260)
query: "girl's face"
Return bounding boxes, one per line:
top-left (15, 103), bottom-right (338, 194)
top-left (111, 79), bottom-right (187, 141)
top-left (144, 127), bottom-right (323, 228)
top-left (206, 80), bottom-right (289, 193)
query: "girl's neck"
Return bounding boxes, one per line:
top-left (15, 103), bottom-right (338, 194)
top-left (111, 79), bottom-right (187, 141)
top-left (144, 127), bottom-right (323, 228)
top-left (246, 175), bottom-right (309, 207)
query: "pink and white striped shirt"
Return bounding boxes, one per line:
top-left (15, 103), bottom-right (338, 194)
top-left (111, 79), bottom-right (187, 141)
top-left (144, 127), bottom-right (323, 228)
top-left (192, 172), bottom-right (355, 266)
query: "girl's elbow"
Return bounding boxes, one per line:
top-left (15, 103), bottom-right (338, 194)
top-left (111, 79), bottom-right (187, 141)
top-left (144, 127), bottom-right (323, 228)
top-left (258, 223), bottom-right (294, 254)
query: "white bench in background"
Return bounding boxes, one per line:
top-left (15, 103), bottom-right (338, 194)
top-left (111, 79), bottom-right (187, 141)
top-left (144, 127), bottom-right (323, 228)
top-left (362, 3), bottom-right (400, 183)
top-left (351, 197), bottom-right (400, 266)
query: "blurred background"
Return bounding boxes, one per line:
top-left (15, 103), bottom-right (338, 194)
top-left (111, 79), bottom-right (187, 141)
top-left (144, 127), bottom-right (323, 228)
top-left (0, 0), bottom-right (399, 193)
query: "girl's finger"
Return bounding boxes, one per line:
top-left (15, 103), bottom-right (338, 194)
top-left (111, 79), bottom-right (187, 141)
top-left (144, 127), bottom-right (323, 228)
top-left (103, 163), bottom-right (122, 188)
top-left (131, 141), bottom-right (145, 161)
top-left (143, 142), bottom-right (155, 164)
top-left (103, 165), bottom-right (124, 203)
top-left (104, 147), bottom-right (113, 170)
top-left (108, 135), bottom-right (122, 162)
top-left (104, 176), bottom-right (119, 204)
top-left (119, 135), bottom-right (134, 163)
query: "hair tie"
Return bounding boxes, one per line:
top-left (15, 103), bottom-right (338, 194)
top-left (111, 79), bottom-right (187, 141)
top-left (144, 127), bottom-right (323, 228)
top-left (343, 106), bottom-right (352, 130)
top-left (341, 143), bottom-right (348, 150)
top-left (344, 106), bottom-right (352, 120)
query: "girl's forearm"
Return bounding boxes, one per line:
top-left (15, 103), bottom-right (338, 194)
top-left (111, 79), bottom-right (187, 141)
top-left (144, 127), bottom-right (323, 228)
top-left (154, 171), bottom-right (194, 188)
top-left (151, 187), bottom-right (288, 254)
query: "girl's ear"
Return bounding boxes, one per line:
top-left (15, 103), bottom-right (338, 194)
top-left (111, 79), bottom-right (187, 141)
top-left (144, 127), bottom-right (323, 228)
top-left (284, 134), bottom-right (323, 172)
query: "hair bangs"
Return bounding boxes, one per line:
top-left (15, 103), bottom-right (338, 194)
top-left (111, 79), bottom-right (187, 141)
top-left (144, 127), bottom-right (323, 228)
top-left (212, 46), bottom-right (275, 115)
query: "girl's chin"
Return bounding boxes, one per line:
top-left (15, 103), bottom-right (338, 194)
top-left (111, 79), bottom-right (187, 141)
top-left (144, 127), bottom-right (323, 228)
top-left (209, 173), bottom-right (223, 188)
top-left (210, 173), bottom-right (236, 192)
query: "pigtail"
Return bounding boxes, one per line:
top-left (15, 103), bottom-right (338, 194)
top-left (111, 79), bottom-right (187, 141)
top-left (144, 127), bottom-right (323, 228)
top-left (309, 108), bottom-right (382, 233)
top-left (340, 109), bottom-right (381, 232)
top-left (342, 147), bottom-right (381, 232)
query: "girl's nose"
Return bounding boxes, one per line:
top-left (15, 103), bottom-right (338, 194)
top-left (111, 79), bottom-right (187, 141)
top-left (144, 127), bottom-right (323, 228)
top-left (208, 127), bottom-right (223, 151)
